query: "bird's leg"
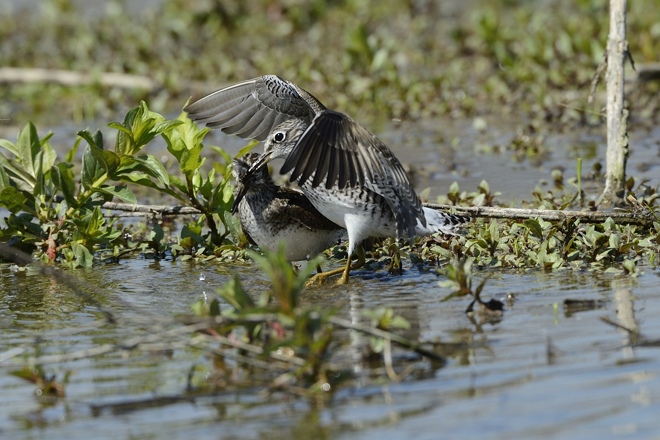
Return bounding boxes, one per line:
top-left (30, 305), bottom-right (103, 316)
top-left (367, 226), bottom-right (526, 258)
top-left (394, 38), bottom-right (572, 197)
top-left (305, 246), bottom-right (365, 286)
top-left (305, 264), bottom-right (346, 286)
top-left (336, 245), bottom-right (365, 285)
top-left (316, 264), bottom-right (323, 274)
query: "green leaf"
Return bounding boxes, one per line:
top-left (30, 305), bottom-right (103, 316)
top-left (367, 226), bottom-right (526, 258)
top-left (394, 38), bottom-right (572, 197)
top-left (115, 155), bottom-right (170, 187)
top-left (0, 165), bottom-right (9, 189)
top-left (135, 155), bottom-right (170, 186)
top-left (81, 145), bottom-right (106, 189)
top-left (391, 315), bottom-right (411, 330)
top-left (440, 289), bottom-right (469, 302)
top-left (51, 163), bottom-right (77, 207)
top-left (108, 122), bottom-right (134, 140)
top-left (162, 114), bottom-right (207, 175)
top-left (595, 249), bottom-right (612, 261)
top-left (0, 138), bottom-right (20, 157)
top-left (235, 140), bottom-right (259, 159)
top-left (65, 137), bottom-right (83, 164)
top-left (217, 274), bottom-right (253, 312)
top-left (33, 148), bottom-right (53, 198)
top-left (16, 122), bottom-right (41, 177)
top-left (523, 219), bottom-right (544, 239)
top-left (86, 207), bottom-right (105, 236)
top-left (191, 297), bottom-right (222, 317)
top-left (93, 148), bottom-right (120, 177)
top-left (95, 185), bottom-right (137, 204)
top-left (77, 129), bottom-right (104, 150)
top-left (0, 187), bottom-right (27, 213)
top-left (111, 102), bottom-right (180, 156)
top-left (36, 140), bottom-right (57, 174)
top-left (0, 154), bottom-right (35, 191)
top-left (78, 131), bottom-right (121, 177)
top-left (120, 172), bottom-right (186, 203)
top-left (167, 174), bottom-right (189, 195)
top-left (71, 242), bottom-right (94, 268)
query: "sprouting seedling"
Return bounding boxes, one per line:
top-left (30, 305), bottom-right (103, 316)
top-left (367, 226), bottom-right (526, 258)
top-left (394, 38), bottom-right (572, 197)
top-left (439, 257), bottom-right (503, 315)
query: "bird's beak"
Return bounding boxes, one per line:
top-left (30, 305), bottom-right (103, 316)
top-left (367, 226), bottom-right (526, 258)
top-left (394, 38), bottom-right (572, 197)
top-left (231, 182), bottom-right (247, 214)
top-left (247, 151), bottom-right (272, 176)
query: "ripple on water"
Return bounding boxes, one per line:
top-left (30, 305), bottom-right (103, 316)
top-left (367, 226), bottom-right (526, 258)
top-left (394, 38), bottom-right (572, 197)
top-left (2, 260), bottom-right (660, 438)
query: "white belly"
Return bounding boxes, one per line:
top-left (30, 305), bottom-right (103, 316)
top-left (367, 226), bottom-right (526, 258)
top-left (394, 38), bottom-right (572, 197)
top-left (302, 184), bottom-right (398, 251)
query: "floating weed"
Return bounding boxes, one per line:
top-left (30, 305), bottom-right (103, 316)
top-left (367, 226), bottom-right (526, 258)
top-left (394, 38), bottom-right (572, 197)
top-left (438, 180), bottom-right (500, 207)
top-left (11, 365), bottom-right (70, 400)
top-left (507, 129), bottom-right (549, 165)
top-left (456, 214), bottom-right (656, 273)
top-left (438, 258), bottom-right (503, 316)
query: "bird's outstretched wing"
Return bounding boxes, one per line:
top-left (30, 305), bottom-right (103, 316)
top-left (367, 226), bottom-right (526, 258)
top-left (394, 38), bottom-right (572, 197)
top-left (280, 110), bottom-right (425, 239)
top-left (184, 75), bottom-right (325, 141)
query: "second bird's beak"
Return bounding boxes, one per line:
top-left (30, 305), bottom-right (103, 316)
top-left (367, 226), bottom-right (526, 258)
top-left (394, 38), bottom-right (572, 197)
top-left (231, 182), bottom-right (247, 214)
top-left (230, 152), bottom-right (273, 214)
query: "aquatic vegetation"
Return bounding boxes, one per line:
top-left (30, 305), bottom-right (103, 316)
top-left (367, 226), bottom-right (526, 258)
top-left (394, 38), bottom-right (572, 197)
top-left (10, 366), bottom-right (70, 399)
top-left (438, 257), bottom-right (503, 316)
top-left (1, 104), bottom-right (658, 276)
top-left (2, 0), bottom-right (658, 126)
top-left (0, 103), bottom-right (242, 267)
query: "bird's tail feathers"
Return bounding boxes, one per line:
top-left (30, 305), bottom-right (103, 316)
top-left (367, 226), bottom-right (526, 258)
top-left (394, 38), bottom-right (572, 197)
top-left (415, 207), bottom-right (471, 236)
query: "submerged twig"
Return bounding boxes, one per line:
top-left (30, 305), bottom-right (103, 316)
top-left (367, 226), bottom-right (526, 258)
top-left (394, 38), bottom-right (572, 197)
top-left (328, 316), bottom-right (445, 363)
top-left (600, 316), bottom-right (660, 347)
top-left (0, 243), bottom-right (118, 323)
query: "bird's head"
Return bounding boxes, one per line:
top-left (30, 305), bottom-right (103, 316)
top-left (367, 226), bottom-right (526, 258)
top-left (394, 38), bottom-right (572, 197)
top-left (263, 118), bottom-right (308, 160)
top-left (230, 152), bottom-right (273, 213)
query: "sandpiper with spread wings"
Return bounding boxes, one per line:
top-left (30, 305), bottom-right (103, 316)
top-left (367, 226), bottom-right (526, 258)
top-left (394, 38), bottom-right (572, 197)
top-left (186, 75), bottom-right (470, 284)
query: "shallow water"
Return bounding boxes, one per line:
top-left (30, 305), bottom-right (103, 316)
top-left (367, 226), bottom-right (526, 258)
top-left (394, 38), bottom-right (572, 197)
top-left (2, 115), bottom-right (660, 439)
top-left (2, 255), bottom-right (660, 439)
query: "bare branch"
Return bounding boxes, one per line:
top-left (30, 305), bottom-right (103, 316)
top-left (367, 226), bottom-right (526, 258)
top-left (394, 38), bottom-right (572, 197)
top-left (423, 203), bottom-right (650, 226)
top-left (100, 201), bottom-right (201, 215)
top-left (94, 200), bottom-right (653, 226)
top-left (0, 67), bottom-right (157, 90)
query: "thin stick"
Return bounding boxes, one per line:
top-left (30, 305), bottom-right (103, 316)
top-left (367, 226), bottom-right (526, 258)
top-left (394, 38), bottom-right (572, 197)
top-left (0, 67), bottom-right (156, 90)
top-left (328, 316), bottom-right (445, 362)
top-left (94, 200), bottom-right (652, 226)
top-left (100, 201), bottom-right (201, 215)
top-left (423, 203), bottom-right (649, 225)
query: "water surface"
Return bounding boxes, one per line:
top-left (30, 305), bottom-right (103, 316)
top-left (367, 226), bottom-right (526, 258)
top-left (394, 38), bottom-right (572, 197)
top-left (2, 256), bottom-right (660, 439)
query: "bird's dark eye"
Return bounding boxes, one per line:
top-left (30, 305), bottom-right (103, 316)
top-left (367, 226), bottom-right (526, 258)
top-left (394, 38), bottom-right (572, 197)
top-left (273, 131), bottom-right (286, 143)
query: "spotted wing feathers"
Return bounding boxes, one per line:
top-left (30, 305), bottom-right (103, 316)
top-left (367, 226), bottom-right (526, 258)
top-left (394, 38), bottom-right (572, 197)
top-left (184, 75), bottom-right (324, 141)
top-left (280, 110), bottom-right (425, 240)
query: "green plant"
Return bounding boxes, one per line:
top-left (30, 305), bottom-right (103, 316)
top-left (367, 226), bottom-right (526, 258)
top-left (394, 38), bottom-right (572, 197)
top-left (191, 246), bottom-right (340, 388)
top-left (0, 103), bottom-right (242, 267)
top-left (439, 257), bottom-right (502, 315)
top-left (189, 245), bottom-right (426, 391)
